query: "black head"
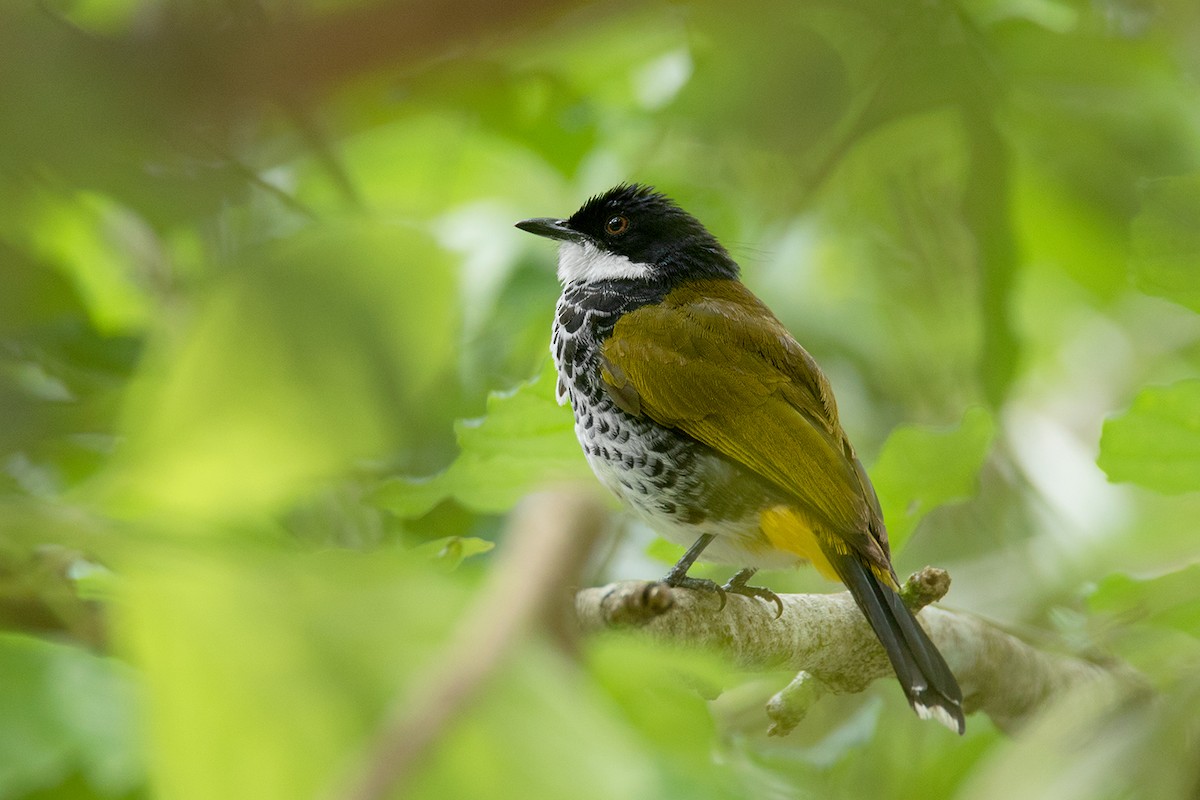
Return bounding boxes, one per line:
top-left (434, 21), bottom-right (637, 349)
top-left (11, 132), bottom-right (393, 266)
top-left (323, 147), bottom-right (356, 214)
top-left (516, 184), bottom-right (739, 286)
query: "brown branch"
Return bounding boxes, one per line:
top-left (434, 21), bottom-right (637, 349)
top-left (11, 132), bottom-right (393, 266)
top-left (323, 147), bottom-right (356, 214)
top-left (331, 487), bottom-right (606, 800)
top-left (20, 0), bottom-right (587, 113)
top-left (575, 575), bottom-right (1132, 734)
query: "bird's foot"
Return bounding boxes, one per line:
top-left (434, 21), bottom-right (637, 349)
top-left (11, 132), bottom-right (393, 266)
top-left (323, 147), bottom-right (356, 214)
top-left (723, 568), bottom-right (784, 619)
top-left (660, 573), bottom-right (727, 611)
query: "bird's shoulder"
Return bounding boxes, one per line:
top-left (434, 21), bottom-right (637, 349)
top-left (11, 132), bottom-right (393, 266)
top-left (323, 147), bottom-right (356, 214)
top-left (604, 277), bottom-right (840, 431)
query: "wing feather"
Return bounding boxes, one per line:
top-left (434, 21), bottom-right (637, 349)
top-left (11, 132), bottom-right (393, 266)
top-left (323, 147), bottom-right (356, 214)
top-left (601, 278), bottom-right (890, 566)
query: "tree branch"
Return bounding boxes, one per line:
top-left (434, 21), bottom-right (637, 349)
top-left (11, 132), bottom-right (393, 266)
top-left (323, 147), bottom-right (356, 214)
top-left (331, 487), bottom-right (607, 800)
top-left (336, 487), bottom-right (1135, 800)
top-left (575, 576), bottom-right (1131, 734)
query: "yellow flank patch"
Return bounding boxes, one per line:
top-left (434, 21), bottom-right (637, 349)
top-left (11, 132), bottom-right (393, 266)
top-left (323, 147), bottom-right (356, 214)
top-left (759, 506), bottom-right (841, 582)
top-left (760, 505), bottom-right (898, 588)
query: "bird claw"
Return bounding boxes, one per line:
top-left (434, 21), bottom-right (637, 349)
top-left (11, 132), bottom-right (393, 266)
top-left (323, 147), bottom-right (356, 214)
top-left (661, 575), bottom-right (727, 611)
top-left (660, 564), bottom-right (783, 618)
top-left (722, 579), bottom-right (784, 619)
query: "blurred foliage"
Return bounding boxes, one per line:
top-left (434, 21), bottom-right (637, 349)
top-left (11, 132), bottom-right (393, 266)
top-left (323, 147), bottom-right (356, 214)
top-left (371, 360), bottom-right (591, 518)
top-left (2, 0), bottom-right (1200, 798)
top-left (1131, 175), bottom-right (1200, 313)
top-left (1099, 380), bottom-right (1200, 494)
top-left (0, 634), bottom-right (141, 799)
top-left (871, 406), bottom-right (995, 552)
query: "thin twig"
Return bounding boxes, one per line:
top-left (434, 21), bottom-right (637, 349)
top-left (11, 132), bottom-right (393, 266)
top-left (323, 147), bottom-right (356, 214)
top-left (331, 487), bottom-right (606, 800)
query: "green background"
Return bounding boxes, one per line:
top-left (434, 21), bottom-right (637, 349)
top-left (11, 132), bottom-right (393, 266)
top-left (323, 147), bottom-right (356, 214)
top-left (3, 0), bottom-right (1200, 797)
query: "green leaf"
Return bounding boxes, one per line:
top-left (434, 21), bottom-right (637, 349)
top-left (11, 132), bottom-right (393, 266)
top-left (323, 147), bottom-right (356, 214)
top-left (373, 361), bottom-right (591, 517)
top-left (1089, 565), bottom-right (1200, 638)
top-left (0, 633), bottom-right (143, 798)
top-left (115, 546), bottom-right (456, 800)
top-left (1131, 175), bottom-right (1200, 313)
top-left (1099, 380), bottom-right (1200, 494)
top-left (585, 636), bottom-right (728, 779)
top-left (1086, 565), bottom-right (1200, 680)
top-left (115, 543), bottom-right (658, 800)
top-left (4, 190), bottom-right (154, 336)
top-left (413, 536), bottom-right (496, 570)
top-left (412, 644), bottom-right (659, 800)
top-left (90, 219), bottom-right (458, 521)
top-left (870, 407), bottom-right (995, 553)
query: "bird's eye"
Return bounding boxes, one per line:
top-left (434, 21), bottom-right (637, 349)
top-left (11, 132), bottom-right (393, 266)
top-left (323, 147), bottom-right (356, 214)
top-left (605, 215), bottom-right (629, 236)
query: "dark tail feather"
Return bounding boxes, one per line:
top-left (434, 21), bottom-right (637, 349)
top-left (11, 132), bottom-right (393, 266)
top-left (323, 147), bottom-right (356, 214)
top-left (829, 551), bottom-right (965, 734)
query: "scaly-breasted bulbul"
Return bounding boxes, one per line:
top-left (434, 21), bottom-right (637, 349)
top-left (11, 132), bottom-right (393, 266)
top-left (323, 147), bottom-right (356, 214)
top-left (517, 183), bottom-right (965, 733)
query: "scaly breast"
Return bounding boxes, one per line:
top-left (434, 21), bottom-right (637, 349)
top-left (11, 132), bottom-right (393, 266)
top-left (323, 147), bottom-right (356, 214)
top-left (551, 289), bottom-right (801, 570)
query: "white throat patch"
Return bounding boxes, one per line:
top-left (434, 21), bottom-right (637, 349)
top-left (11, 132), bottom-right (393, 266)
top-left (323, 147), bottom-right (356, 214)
top-left (557, 241), bottom-right (652, 285)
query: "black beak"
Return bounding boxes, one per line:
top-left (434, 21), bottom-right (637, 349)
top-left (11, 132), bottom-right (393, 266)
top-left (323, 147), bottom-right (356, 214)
top-left (515, 217), bottom-right (586, 243)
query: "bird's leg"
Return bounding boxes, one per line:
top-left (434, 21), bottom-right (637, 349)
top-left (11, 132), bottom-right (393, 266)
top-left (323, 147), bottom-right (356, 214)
top-left (661, 534), bottom-right (727, 609)
top-left (723, 567), bottom-right (784, 619)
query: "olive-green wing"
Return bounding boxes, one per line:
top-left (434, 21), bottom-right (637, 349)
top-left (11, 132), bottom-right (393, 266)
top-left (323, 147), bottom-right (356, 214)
top-left (601, 279), bottom-right (888, 563)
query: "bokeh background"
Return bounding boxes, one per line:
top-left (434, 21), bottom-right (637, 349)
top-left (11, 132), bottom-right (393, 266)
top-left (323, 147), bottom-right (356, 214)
top-left (3, 0), bottom-right (1200, 798)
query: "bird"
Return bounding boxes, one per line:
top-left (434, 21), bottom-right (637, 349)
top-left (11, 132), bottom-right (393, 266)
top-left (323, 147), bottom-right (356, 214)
top-left (516, 183), bottom-right (965, 734)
